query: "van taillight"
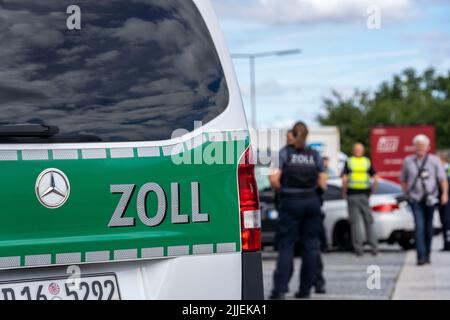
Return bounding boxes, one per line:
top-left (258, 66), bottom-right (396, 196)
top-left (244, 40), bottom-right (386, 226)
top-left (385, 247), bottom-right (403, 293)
top-left (238, 147), bottom-right (261, 252)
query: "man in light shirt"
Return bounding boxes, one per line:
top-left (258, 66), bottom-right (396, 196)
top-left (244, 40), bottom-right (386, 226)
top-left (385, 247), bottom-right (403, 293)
top-left (401, 135), bottom-right (449, 266)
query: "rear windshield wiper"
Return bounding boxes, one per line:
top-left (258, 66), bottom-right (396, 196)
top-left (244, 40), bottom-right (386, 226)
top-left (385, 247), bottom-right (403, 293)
top-left (0, 124), bottom-right (59, 137)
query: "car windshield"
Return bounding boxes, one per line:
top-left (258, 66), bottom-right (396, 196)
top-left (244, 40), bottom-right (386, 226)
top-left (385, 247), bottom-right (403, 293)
top-left (0, 0), bottom-right (229, 143)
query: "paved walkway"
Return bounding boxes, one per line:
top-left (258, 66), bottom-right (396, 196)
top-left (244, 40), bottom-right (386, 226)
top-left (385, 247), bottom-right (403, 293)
top-left (393, 236), bottom-right (450, 300)
top-left (263, 246), bottom-right (406, 300)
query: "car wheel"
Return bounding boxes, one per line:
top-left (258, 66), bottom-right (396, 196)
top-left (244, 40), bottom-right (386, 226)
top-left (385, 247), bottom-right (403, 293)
top-left (333, 221), bottom-right (353, 251)
top-left (398, 236), bottom-right (415, 251)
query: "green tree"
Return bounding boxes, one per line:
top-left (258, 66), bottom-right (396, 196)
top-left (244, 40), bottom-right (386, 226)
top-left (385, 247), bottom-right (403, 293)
top-left (318, 68), bottom-right (450, 155)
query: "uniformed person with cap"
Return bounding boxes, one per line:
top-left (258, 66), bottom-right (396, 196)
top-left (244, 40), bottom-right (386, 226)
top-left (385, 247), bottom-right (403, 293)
top-left (269, 122), bottom-right (327, 299)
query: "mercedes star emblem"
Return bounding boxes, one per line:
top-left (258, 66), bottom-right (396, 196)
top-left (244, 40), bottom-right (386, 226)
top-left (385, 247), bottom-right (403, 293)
top-left (35, 168), bottom-right (71, 209)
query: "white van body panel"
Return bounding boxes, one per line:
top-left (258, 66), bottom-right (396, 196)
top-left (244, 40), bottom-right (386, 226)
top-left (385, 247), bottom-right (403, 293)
top-left (0, 0), bottom-right (246, 300)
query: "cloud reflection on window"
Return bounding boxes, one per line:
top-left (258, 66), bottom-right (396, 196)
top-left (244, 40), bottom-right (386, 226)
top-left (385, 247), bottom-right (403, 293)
top-left (0, 0), bottom-right (229, 143)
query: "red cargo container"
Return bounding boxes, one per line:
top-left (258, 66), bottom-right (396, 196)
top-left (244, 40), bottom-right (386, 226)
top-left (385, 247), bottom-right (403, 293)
top-left (371, 126), bottom-right (436, 183)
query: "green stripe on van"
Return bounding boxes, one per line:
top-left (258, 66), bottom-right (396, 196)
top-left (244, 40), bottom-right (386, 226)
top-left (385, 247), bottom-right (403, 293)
top-left (0, 132), bottom-right (249, 269)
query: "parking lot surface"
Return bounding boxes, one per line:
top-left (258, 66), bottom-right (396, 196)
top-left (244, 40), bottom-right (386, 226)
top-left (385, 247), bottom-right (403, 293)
top-left (263, 245), bottom-right (407, 300)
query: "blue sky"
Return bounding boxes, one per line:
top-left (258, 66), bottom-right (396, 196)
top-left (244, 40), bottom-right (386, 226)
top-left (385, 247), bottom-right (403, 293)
top-left (211, 0), bottom-right (450, 128)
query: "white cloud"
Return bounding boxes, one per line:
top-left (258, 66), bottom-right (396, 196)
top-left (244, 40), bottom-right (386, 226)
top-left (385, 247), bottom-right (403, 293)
top-left (213, 0), bottom-right (412, 25)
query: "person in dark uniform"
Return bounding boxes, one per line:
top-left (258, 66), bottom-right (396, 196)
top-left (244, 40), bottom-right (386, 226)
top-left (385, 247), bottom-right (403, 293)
top-left (314, 172), bottom-right (329, 294)
top-left (274, 130), bottom-right (296, 213)
top-left (318, 157), bottom-right (331, 252)
top-left (269, 122), bottom-right (327, 299)
top-left (438, 152), bottom-right (450, 251)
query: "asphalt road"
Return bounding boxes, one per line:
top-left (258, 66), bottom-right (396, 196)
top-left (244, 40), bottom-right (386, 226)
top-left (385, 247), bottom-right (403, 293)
top-left (263, 245), bottom-right (407, 300)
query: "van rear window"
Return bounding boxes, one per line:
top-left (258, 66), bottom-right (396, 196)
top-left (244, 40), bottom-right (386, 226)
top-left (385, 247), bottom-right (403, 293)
top-left (0, 0), bottom-right (229, 143)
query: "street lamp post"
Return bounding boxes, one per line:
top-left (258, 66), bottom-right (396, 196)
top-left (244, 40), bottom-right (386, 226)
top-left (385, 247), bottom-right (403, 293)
top-left (232, 49), bottom-right (302, 129)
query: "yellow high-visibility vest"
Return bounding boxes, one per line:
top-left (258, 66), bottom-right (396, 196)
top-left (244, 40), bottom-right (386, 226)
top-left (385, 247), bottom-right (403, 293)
top-left (348, 157), bottom-right (371, 190)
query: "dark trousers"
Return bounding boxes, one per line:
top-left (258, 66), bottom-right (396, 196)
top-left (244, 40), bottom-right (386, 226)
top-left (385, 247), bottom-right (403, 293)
top-left (315, 212), bottom-right (326, 287)
top-left (439, 202), bottom-right (450, 249)
top-left (319, 211), bottom-right (328, 250)
top-left (315, 251), bottom-right (325, 288)
top-left (272, 196), bottom-right (321, 295)
top-left (411, 201), bottom-right (435, 260)
top-left (286, 216), bottom-right (326, 290)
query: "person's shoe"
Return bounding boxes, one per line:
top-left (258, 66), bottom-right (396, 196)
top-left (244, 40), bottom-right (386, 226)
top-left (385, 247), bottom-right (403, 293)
top-left (269, 292), bottom-right (286, 300)
top-left (294, 292), bottom-right (311, 299)
top-left (371, 250), bottom-right (379, 257)
top-left (355, 251), bottom-right (364, 257)
top-left (440, 248), bottom-right (450, 252)
top-left (315, 284), bottom-right (327, 294)
top-left (425, 255), bottom-right (431, 264)
top-left (417, 258), bottom-right (427, 266)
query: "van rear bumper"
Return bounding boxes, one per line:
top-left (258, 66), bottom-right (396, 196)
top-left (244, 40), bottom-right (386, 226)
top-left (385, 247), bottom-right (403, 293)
top-left (242, 252), bottom-right (264, 300)
top-left (0, 254), bottom-right (243, 300)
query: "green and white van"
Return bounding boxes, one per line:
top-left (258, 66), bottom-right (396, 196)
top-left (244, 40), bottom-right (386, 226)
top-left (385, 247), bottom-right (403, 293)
top-left (0, 0), bottom-right (263, 300)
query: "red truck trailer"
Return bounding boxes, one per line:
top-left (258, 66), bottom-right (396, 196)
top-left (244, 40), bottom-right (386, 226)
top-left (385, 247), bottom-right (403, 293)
top-left (371, 126), bottom-right (436, 183)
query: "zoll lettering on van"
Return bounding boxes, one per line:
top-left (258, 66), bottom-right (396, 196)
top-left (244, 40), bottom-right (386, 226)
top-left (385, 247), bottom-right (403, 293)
top-left (0, 132), bottom-right (249, 270)
top-left (108, 182), bottom-right (209, 228)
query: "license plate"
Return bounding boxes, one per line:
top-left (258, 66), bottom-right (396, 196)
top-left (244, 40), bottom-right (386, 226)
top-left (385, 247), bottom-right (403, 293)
top-left (0, 274), bottom-right (121, 300)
